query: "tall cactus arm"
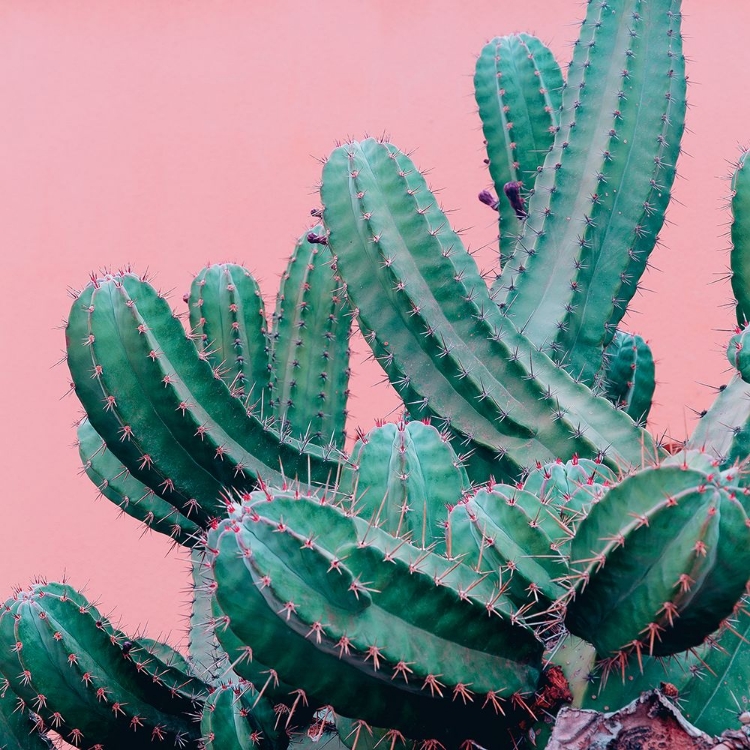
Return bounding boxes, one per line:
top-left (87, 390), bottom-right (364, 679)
top-left (494, 0), bottom-right (686, 384)
top-left (475, 33), bottom-right (563, 267)
top-left (731, 150), bottom-right (750, 325)
top-left (321, 138), bottom-right (661, 482)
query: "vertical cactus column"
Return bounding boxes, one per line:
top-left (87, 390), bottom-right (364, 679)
top-left (493, 0), bottom-right (686, 384)
top-left (269, 227), bottom-right (352, 450)
top-left (475, 33), bottom-right (563, 267)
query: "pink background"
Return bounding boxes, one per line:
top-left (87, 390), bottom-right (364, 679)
top-left (1, 1), bottom-right (749, 646)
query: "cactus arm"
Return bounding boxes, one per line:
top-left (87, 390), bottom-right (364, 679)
top-left (340, 421), bottom-right (469, 552)
top-left (322, 138), bottom-right (660, 481)
top-left (77, 418), bottom-right (202, 546)
top-left (496, 1), bottom-right (686, 384)
top-left (269, 228), bottom-right (352, 449)
top-left (599, 331), bottom-right (656, 424)
top-left (188, 263), bottom-right (271, 407)
top-left (0, 583), bottom-right (203, 748)
top-left (731, 151), bottom-right (750, 325)
top-left (66, 274), bottom-right (342, 525)
top-left (475, 34), bottom-right (563, 266)
top-left (0, 682), bottom-right (55, 749)
top-left (565, 464), bottom-right (750, 658)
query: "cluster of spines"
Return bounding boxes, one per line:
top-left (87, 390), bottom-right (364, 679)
top-left (268, 226), bottom-right (352, 450)
top-left (493, 0), bottom-right (686, 386)
top-left (321, 138), bottom-right (659, 484)
top-left (474, 33), bottom-right (563, 267)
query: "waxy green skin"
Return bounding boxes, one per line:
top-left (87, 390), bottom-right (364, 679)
top-left (188, 263), bottom-right (271, 407)
top-left (494, 0), bottom-right (686, 385)
top-left (0, 583), bottom-right (205, 749)
top-left (78, 418), bottom-right (202, 547)
top-left (475, 33), bottom-right (563, 266)
top-left (565, 460), bottom-right (750, 658)
top-left (599, 331), bottom-right (655, 425)
top-left (200, 681), bottom-right (283, 750)
top-left (269, 227), bottom-right (352, 450)
top-left (210, 490), bottom-right (543, 746)
top-left (321, 138), bottom-right (661, 483)
top-left (0, 683), bottom-right (53, 749)
top-left (339, 420), bottom-right (469, 553)
top-left (65, 273), bottom-right (343, 529)
top-left (731, 151), bottom-right (750, 325)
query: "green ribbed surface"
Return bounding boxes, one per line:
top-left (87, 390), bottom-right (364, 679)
top-left (0, 583), bottom-right (204, 749)
top-left (599, 330), bottom-right (655, 424)
top-left (188, 264), bottom-right (270, 410)
top-left (269, 227), bottom-right (352, 449)
top-left (495, 0), bottom-right (686, 384)
top-left (78, 418), bottom-right (201, 546)
top-left (566, 462), bottom-right (750, 658)
top-left (321, 138), bottom-right (660, 482)
top-left (339, 420), bottom-right (469, 552)
top-left (210, 490), bottom-right (542, 746)
top-left (475, 33), bottom-right (563, 266)
top-left (66, 273), bottom-right (342, 528)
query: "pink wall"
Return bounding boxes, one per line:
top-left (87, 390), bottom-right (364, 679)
top-left (1, 1), bottom-right (749, 643)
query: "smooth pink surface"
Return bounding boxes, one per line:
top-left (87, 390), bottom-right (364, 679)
top-left (2, 2), bottom-right (749, 642)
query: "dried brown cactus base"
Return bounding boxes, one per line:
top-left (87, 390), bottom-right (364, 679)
top-left (547, 691), bottom-right (750, 750)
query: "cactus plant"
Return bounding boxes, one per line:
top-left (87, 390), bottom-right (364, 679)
top-left (10, 0), bottom-right (750, 748)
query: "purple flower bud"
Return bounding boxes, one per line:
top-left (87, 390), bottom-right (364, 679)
top-left (478, 190), bottom-right (500, 211)
top-left (503, 181), bottom-right (527, 220)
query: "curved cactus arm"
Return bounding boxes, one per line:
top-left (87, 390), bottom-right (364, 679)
top-left (598, 331), bottom-right (656, 425)
top-left (565, 461), bottom-right (750, 660)
top-left (188, 263), bottom-right (271, 409)
top-left (0, 583), bottom-right (205, 748)
top-left (335, 714), bottom-right (415, 750)
top-left (269, 227), bottom-right (352, 450)
top-left (200, 680), bottom-right (285, 750)
top-left (494, 0), bottom-right (686, 385)
top-left (474, 33), bottom-right (563, 267)
top-left (321, 138), bottom-right (660, 483)
top-left (66, 273), bottom-right (343, 527)
top-left (731, 150), bottom-right (750, 325)
top-left (77, 418), bottom-right (202, 546)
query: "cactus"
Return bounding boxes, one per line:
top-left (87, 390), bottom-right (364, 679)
top-left (474, 33), bottom-right (563, 266)
top-left (187, 263), bottom-right (271, 407)
top-left (564, 456), bottom-right (750, 661)
top-left (492, 0), bottom-right (686, 386)
top-left (16, 0), bottom-right (750, 748)
top-left (269, 228), bottom-right (352, 449)
top-left (338, 420), bottom-right (470, 553)
top-left (598, 331), bottom-right (656, 425)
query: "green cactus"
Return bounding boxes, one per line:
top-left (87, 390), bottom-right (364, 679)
top-left (0, 582), bottom-right (206, 748)
top-left (188, 263), bottom-right (271, 407)
top-left (598, 331), bottom-right (656, 425)
top-left (269, 227), bottom-right (352, 449)
top-left (565, 457), bottom-right (750, 660)
top-left (22, 0), bottom-right (750, 747)
top-left (474, 33), bottom-right (563, 266)
top-left (338, 420), bottom-right (470, 553)
top-left (492, 0), bottom-right (686, 385)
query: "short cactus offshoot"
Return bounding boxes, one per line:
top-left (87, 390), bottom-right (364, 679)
top-left (7, 1), bottom-right (750, 748)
